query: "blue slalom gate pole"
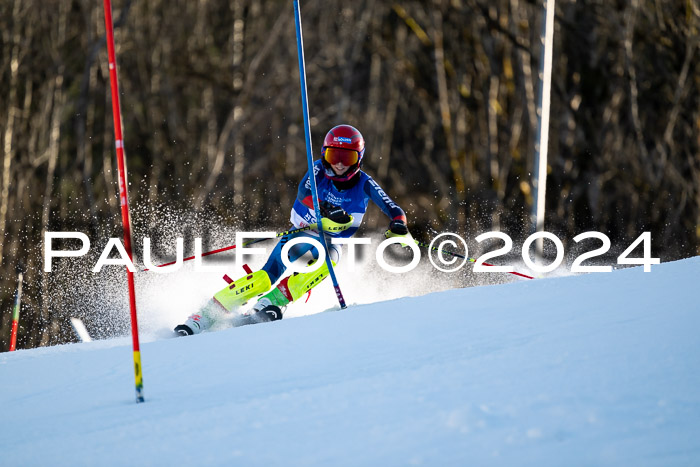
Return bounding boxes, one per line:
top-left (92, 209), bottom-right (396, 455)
top-left (293, 0), bottom-right (347, 309)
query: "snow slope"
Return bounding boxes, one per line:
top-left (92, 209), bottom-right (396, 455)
top-left (1, 257), bottom-right (699, 466)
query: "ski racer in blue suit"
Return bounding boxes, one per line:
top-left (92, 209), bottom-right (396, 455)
top-left (175, 124), bottom-right (411, 336)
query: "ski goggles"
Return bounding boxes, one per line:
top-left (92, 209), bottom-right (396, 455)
top-left (323, 147), bottom-right (359, 166)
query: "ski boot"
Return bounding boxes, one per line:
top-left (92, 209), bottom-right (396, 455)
top-left (240, 259), bottom-right (335, 325)
top-left (174, 324), bottom-right (194, 336)
top-left (174, 267), bottom-right (272, 336)
top-left (242, 288), bottom-right (289, 325)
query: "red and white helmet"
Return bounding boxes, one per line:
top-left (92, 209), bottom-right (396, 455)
top-left (321, 124), bottom-right (365, 182)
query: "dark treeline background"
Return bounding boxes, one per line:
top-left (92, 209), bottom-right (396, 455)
top-left (1, 0), bottom-right (698, 351)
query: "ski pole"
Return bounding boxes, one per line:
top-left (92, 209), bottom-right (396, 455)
top-left (293, 0), bottom-right (347, 309)
top-left (144, 223), bottom-right (319, 271)
top-left (8, 272), bottom-right (23, 351)
top-left (415, 240), bottom-right (535, 280)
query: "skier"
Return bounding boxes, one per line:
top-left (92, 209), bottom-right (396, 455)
top-left (175, 124), bottom-right (411, 336)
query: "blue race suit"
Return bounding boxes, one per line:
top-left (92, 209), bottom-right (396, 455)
top-left (261, 159), bottom-right (406, 283)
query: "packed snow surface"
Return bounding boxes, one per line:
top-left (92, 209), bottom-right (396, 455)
top-left (2, 257), bottom-right (699, 466)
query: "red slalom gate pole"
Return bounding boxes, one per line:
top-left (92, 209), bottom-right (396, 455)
top-left (9, 272), bottom-right (23, 351)
top-left (103, 0), bottom-right (144, 403)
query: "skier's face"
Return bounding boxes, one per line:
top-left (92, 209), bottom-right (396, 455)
top-left (324, 147), bottom-right (358, 177)
top-left (331, 161), bottom-right (350, 176)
